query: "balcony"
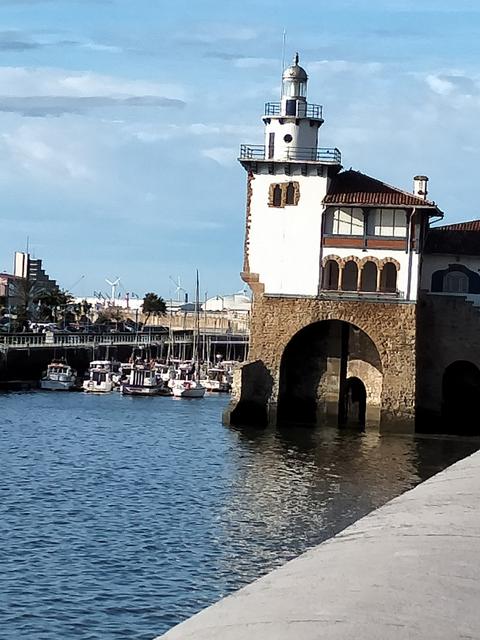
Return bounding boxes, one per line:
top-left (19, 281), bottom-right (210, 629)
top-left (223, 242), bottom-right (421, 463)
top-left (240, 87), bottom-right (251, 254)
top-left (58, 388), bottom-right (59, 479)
top-left (239, 144), bottom-right (342, 164)
top-left (264, 102), bottom-right (323, 120)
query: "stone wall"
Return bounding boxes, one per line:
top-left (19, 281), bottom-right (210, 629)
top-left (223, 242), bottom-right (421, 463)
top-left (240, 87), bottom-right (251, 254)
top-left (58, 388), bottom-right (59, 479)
top-left (226, 295), bottom-right (417, 433)
top-left (416, 293), bottom-right (480, 425)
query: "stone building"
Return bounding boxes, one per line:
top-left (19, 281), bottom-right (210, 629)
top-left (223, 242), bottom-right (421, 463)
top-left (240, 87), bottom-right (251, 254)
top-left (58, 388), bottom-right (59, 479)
top-left (226, 54), bottom-right (480, 435)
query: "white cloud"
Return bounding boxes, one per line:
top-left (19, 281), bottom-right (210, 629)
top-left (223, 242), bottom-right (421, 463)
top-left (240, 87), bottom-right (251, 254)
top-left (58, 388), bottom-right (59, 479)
top-left (202, 146), bottom-right (237, 166)
top-left (0, 66), bottom-right (186, 115)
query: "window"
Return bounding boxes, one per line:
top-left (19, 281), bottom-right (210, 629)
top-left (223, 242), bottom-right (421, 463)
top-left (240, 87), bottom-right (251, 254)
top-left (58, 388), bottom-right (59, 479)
top-left (268, 182), bottom-right (300, 207)
top-left (360, 261), bottom-right (377, 292)
top-left (286, 182), bottom-right (295, 205)
top-left (272, 184), bottom-right (282, 207)
top-left (323, 260), bottom-right (339, 290)
top-left (342, 261), bottom-right (358, 291)
top-left (444, 271), bottom-right (468, 293)
top-left (325, 208), bottom-right (364, 236)
top-left (368, 209), bottom-right (407, 237)
top-left (380, 263), bottom-right (397, 292)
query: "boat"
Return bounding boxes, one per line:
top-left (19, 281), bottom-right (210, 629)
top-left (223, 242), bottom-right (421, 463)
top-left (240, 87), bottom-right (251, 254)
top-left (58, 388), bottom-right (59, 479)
top-left (202, 366), bottom-right (232, 392)
top-left (120, 361), bottom-right (169, 396)
top-left (83, 360), bottom-right (119, 393)
top-left (40, 360), bottom-right (77, 391)
top-left (172, 271), bottom-right (206, 398)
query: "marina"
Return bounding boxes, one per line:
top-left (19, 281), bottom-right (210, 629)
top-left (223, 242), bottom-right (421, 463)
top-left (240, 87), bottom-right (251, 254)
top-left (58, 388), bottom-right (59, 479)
top-left (2, 390), bottom-right (478, 640)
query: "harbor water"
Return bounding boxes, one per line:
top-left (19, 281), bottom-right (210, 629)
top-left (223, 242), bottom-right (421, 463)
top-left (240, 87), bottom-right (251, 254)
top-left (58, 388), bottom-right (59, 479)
top-left (1, 391), bottom-right (478, 639)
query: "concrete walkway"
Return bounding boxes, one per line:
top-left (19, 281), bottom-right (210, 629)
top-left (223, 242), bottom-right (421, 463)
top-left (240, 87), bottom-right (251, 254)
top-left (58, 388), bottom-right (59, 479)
top-left (155, 449), bottom-right (480, 640)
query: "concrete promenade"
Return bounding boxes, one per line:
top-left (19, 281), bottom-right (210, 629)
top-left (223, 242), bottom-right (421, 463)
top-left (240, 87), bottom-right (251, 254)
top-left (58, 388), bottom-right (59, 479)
top-left (156, 449), bottom-right (480, 640)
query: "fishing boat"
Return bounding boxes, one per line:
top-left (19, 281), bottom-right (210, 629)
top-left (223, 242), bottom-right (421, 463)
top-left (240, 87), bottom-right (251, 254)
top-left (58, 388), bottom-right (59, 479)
top-left (120, 361), bottom-right (169, 396)
top-left (172, 271), bottom-right (206, 398)
top-left (40, 360), bottom-right (77, 391)
top-left (83, 360), bottom-right (118, 393)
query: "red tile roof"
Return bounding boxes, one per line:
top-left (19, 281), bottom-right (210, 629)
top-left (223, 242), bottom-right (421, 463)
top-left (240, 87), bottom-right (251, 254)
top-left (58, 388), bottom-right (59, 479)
top-left (434, 220), bottom-right (480, 232)
top-left (323, 170), bottom-right (441, 210)
top-left (425, 221), bottom-right (480, 255)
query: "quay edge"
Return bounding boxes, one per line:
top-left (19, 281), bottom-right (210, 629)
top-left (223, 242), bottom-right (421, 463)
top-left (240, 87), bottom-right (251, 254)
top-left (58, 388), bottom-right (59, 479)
top-left (155, 448), bottom-right (480, 640)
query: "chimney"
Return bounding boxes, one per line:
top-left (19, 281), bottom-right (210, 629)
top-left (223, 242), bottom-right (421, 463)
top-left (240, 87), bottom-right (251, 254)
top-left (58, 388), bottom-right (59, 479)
top-left (413, 175), bottom-right (429, 200)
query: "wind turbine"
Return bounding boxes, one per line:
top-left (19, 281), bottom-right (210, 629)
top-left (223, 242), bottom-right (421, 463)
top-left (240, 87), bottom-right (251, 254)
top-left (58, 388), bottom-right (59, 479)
top-left (169, 275), bottom-right (187, 302)
top-left (105, 277), bottom-right (121, 303)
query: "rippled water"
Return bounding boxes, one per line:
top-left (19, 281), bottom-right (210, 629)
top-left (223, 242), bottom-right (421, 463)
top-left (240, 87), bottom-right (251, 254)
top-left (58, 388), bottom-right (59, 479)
top-left (1, 392), bottom-right (478, 639)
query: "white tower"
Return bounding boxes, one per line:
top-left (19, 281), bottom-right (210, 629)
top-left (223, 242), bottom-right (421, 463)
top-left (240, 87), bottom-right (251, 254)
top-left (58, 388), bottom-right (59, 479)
top-left (239, 54), bottom-right (341, 297)
top-left (263, 53), bottom-right (322, 161)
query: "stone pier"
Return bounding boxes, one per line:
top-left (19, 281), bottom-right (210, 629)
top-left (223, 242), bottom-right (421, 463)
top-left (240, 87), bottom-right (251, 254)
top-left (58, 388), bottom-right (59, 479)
top-left (155, 448), bottom-right (480, 640)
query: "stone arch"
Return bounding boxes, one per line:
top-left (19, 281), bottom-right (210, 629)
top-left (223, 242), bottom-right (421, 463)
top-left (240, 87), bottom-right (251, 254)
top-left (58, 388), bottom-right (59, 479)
top-left (277, 319), bottom-right (383, 429)
top-left (321, 254), bottom-right (342, 267)
top-left (442, 360), bottom-right (480, 435)
top-left (379, 257), bottom-right (400, 270)
top-left (359, 256), bottom-right (380, 268)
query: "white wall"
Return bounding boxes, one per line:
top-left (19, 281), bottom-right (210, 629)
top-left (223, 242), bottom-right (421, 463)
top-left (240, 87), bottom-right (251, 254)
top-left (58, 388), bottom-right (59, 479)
top-left (248, 166), bottom-right (329, 296)
top-left (264, 117), bottom-right (319, 160)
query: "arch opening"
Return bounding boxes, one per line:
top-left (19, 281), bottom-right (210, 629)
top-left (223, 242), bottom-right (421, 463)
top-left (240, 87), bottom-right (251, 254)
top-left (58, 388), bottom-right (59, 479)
top-left (342, 261), bottom-right (358, 291)
top-left (380, 263), bottom-right (397, 293)
top-left (323, 260), bottom-right (339, 290)
top-left (360, 261), bottom-right (377, 292)
top-left (341, 377), bottom-right (367, 429)
top-left (442, 361), bottom-right (480, 435)
top-left (278, 320), bottom-right (382, 429)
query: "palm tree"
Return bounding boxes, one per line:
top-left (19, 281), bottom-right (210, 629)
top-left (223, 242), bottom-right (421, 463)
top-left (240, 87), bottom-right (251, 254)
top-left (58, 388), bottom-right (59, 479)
top-left (142, 292), bottom-right (166, 326)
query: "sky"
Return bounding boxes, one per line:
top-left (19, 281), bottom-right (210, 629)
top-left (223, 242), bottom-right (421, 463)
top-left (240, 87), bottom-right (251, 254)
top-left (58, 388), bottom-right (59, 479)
top-left (1, 0), bottom-right (480, 300)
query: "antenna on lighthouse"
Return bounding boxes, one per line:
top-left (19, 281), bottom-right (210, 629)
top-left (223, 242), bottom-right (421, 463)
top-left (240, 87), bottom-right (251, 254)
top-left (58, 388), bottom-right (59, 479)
top-left (281, 28), bottom-right (287, 74)
top-left (105, 277), bottom-right (120, 303)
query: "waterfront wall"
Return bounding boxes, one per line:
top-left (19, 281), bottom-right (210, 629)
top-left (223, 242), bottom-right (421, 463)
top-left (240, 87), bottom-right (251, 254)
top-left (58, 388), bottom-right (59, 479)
top-left (225, 295), bottom-right (416, 432)
top-left (155, 448), bottom-right (480, 640)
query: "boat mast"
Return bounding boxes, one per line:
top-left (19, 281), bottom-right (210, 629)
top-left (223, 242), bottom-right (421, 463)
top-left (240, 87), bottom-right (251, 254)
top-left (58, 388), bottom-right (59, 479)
top-left (195, 270), bottom-right (201, 380)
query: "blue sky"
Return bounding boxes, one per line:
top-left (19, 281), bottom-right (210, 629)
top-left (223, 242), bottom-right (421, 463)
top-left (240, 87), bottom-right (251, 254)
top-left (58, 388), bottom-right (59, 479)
top-left (1, 0), bottom-right (480, 299)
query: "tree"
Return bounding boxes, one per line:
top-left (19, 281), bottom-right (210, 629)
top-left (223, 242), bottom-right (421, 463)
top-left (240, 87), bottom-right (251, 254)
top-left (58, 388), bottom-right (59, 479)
top-left (34, 289), bottom-right (74, 323)
top-left (142, 292), bottom-right (166, 326)
top-left (95, 306), bottom-right (124, 325)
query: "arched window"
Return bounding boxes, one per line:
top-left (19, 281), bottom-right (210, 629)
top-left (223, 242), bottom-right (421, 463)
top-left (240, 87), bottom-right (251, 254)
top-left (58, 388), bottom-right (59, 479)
top-left (360, 261), bottom-right (377, 292)
top-left (286, 182), bottom-right (295, 205)
top-left (380, 263), bottom-right (397, 293)
top-left (272, 184), bottom-right (282, 207)
top-left (342, 261), bottom-right (358, 291)
top-left (444, 271), bottom-right (468, 293)
top-left (323, 260), bottom-right (339, 290)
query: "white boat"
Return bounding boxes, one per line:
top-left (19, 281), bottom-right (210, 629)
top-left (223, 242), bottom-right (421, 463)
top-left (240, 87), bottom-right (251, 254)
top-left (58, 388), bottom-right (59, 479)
top-left (171, 378), bottom-right (206, 398)
top-left (171, 272), bottom-right (206, 399)
top-left (120, 362), bottom-right (169, 396)
top-left (83, 360), bottom-right (118, 393)
top-left (201, 366), bottom-right (231, 392)
top-left (40, 361), bottom-right (77, 391)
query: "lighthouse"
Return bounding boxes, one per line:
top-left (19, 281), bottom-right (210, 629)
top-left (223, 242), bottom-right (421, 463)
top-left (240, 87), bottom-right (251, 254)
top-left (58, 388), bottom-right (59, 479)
top-left (239, 53), bottom-right (342, 297)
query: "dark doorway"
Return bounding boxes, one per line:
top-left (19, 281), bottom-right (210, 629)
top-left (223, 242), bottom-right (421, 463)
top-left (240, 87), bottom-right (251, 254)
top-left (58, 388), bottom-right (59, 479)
top-left (278, 320), bottom-right (382, 428)
top-left (442, 361), bottom-right (480, 435)
top-left (341, 377), bottom-right (366, 429)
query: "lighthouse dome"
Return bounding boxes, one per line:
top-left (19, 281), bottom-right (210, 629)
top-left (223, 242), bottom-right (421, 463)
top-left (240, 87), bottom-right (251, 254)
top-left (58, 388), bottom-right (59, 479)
top-left (282, 53), bottom-right (308, 81)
